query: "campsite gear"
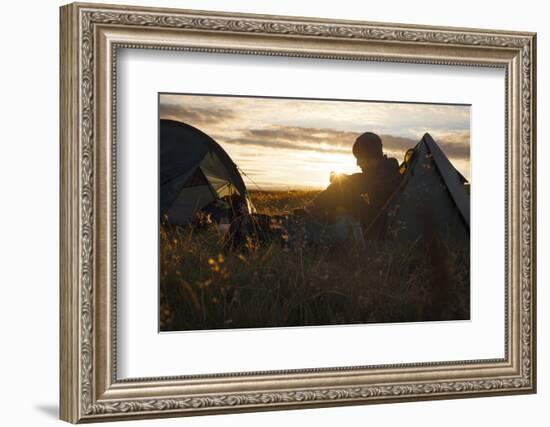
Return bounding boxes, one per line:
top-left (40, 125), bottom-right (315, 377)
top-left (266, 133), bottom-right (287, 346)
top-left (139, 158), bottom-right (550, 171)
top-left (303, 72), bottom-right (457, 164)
top-left (217, 223), bottom-right (231, 235)
top-left (200, 194), bottom-right (249, 224)
top-left (160, 119), bottom-right (252, 225)
top-left (365, 133), bottom-right (470, 244)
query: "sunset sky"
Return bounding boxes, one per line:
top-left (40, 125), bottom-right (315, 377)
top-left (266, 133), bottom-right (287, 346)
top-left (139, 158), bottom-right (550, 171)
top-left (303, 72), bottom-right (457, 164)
top-left (160, 94), bottom-right (470, 190)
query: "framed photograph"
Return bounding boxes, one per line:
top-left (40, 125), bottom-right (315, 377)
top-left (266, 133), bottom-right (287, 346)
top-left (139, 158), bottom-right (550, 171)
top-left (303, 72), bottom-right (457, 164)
top-left (60, 2), bottom-right (536, 423)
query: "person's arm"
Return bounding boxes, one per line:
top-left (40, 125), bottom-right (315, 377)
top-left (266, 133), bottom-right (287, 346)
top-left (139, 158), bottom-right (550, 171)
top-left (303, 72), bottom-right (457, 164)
top-left (310, 174), bottom-right (356, 212)
top-left (306, 175), bottom-right (369, 225)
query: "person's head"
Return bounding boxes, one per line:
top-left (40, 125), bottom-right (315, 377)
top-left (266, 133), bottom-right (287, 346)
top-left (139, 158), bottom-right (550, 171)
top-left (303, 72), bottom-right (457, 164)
top-left (352, 132), bottom-right (383, 172)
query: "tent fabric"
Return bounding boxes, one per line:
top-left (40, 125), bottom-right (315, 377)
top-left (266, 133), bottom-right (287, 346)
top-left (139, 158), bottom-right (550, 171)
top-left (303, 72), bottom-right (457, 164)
top-left (160, 119), bottom-right (249, 224)
top-left (165, 185), bottom-right (217, 225)
top-left (366, 133), bottom-right (470, 244)
top-left (424, 134), bottom-right (470, 227)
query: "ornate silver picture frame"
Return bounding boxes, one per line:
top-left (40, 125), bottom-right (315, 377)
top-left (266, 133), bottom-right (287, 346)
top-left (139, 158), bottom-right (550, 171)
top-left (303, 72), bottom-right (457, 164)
top-left (60, 2), bottom-right (536, 423)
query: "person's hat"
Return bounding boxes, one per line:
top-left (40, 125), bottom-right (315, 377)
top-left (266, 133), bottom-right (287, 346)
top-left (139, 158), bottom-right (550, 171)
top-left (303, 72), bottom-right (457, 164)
top-left (352, 132), bottom-right (383, 159)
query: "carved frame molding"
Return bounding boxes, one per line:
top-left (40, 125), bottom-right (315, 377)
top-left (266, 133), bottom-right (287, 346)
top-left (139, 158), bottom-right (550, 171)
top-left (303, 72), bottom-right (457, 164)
top-left (60, 2), bottom-right (536, 423)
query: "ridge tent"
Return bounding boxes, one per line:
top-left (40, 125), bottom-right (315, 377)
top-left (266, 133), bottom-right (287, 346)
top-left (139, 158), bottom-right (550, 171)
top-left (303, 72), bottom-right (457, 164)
top-left (366, 133), bottom-right (470, 244)
top-left (160, 119), bottom-right (251, 225)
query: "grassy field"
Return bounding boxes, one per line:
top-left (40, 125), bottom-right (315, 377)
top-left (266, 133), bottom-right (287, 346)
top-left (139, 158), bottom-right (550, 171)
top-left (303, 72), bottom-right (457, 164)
top-left (159, 190), bottom-right (470, 331)
top-left (247, 189), bottom-right (320, 215)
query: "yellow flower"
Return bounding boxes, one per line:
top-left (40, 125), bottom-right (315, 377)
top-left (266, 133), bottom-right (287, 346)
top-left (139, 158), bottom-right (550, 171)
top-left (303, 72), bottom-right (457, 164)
top-left (200, 279), bottom-right (213, 289)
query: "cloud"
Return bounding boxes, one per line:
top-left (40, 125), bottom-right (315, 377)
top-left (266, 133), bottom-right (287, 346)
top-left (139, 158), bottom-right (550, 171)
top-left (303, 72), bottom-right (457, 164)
top-left (436, 130), bottom-right (470, 145)
top-left (381, 132), bottom-right (470, 160)
top-left (438, 142), bottom-right (470, 160)
top-left (219, 125), bottom-right (470, 162)
top-left (223, 125), bottom-right (360, 154)
top-left (159, 96), bottom-right (470, 184)
top-left (435, 131), bottom-right (471, 160)
top-left (379, 135), bottom-right (416, 152)
top-left (159, 96), bottom-right (470, 159)
top-left (159, 103), bottom-right (237, 127)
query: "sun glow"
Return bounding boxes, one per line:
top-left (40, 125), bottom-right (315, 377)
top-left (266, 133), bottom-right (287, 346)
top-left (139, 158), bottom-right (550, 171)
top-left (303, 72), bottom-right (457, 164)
top-left (160, 94), bottom-right (471, 190)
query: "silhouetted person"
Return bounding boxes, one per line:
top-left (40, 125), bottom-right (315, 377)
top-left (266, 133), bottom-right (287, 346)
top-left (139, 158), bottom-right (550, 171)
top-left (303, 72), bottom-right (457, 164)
top-left (309, 132), bottom-right (402, 233)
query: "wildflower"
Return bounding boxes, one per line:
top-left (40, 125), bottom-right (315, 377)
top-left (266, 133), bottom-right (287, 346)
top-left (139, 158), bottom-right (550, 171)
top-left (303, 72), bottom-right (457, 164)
top-left (199, 279), bottom-right (212, 289)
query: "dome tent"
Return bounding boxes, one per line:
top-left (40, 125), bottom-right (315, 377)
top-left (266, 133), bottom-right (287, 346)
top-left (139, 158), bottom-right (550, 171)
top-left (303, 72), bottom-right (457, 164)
top-left (160, 119), bottom-right (250, 225)
top-left (365, 133), bottom-right (470, 245)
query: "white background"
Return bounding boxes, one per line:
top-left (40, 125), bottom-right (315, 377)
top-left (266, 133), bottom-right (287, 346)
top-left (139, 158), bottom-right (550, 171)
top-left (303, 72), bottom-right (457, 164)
top-left (0, 0), bottom-right (546, 426)
top-left (118, 50), bottom-right (504, 377)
